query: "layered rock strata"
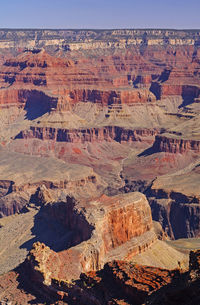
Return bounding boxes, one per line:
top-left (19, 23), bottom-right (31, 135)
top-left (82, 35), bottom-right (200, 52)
top-left (1, 249), bottom-right (200, 304)
top-left (16, 126), bottom-right (158, 143)
top-left (147, 160), bottom-right (200, 239)
top-left (26, 192), bottom-right (157, 284)
top-left (153, 134), bottom-right (200, 153)
top-left (0, 29), bottom-right (200, 51)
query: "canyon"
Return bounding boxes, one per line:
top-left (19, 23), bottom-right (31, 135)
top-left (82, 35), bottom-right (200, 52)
top-left (0, 29), bottom-right (200, 304)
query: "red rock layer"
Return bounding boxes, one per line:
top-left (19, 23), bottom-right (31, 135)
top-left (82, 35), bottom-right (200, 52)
top-left (153, 134), bottom-right (200, 153)
top-left (63, 88), bottom-right (155, 105)
top-left (100, 193), bottom-right (153, 251)
top-left (2, 250), bottom-right (200, 305)
top-left (16, 126), bottom-right (158, 144)
top-left (0, 45), bottom-right (199, 111)
top-left (26, 193), bottom-right (156, 283)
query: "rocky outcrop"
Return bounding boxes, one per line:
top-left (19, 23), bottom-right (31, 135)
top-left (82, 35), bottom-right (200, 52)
top-left (23, 250), bottom-right (200, 304)
top-left (16, 126), bottom-right (158, 143)
top-left (189, 249), bottom-right (200, 279)
top-left (146, 162), bottom-right (200, 239)
top-left (2, 249), bottom-right (200, 304)
top-left (83, 261), bottom-right (177, 304)
top-left (78, 250), bottom-right (200, 305)
top-left (153, 134), bottom-right (200, 153)
top-left (26, 192), bottom-right (157, 284)
top-left (149, 198), bottom-right (200, 239)
top-left (0, 88), bottom-right (57, 118)
top-left (0, 29), bottom-right (200, 52)
top-left (0, 193), bottom-right (29, 218)
top-left (151, 83), bottom-right (200, 101)
top-left (0, 171), bottom-right (103, 217)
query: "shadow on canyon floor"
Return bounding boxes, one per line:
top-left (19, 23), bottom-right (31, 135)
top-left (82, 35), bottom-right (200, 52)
top-left (15, 265), bottom-right (55, 304)
top-left (20, 207), bottom-right (73, 253)
top-left (24, 90), bottom-right (57, 120)
top-left (138, 145), bottom-right (157, 157)
top-left (14, 262), bottom-right (198, 305)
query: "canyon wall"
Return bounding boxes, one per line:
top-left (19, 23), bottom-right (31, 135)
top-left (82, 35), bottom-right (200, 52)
top-left (0, 29), bottom-right (200, 51)
top-left (16, 126), bottom-right (158, 143)
top-left (146, 162), bottom-right (200, 239)
top-left (153, 135), bottom-right (200, 153)
top-left (26, 192), bottom-right (157, 284)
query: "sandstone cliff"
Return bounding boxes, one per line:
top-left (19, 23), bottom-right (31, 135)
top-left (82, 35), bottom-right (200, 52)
top-left (16, 125), bottom-right (158, 143)
top-left (1, 248), bottom-right (199, 304)
top-left (26, 192), bottom-right (157, 284)
top-left (147, 160), bottom-right (200, 239)
top-left (0, 29), bottom-right (200, 52)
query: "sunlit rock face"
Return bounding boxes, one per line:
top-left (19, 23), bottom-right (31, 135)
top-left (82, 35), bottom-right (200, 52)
top-left (26, 192), bottom-right (156, 283)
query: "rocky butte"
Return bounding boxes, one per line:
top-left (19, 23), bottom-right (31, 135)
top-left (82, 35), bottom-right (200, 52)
top-left (0, 29), bottom-right (200, 304)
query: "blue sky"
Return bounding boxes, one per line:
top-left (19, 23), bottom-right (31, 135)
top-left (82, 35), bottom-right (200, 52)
top-left (0, 0), bottom-right (200, 29)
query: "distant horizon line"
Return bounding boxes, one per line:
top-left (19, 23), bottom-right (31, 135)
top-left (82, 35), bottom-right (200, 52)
top-left (0, 27), bottom-right (200, 31)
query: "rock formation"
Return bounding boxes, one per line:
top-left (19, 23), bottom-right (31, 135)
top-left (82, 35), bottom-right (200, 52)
top-left (1, 248), bottom-right (200, 304)
top-left (146, 159), bottom-right (200, 239)
top-left (26, 192), bottom-right (156, 283)
top-left (0, 148), bottom-right (106, 217)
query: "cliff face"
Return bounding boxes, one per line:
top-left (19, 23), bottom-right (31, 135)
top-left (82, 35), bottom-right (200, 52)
top-left (65, 88), bottom-right (155, 105)
top-left (16, 126), bottom-right (158, 143)
top-left (102, 193), bottom-right (153, 251)
top-left (2, 249), bottom-right (200, 304)
top-left (0, 29), bottom-right (200, 51)
top-left (146, 161), bottom-right (200, 239)
top-left (26, 192), bottom-right (156, 284)
top-left (153, 135), bottom-right (200, 153)
top-left (149, 198), bottom-right (200, 239)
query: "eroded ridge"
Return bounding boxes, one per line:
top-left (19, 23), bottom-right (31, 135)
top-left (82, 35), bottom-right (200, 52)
top-left (26, 192), bottom-right (156, 284)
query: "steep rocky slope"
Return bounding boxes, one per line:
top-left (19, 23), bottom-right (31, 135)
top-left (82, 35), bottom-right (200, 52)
top-left (0, 29), bottom-right (200, 52)
top-left (147, 159), bottom-right (200, 239)
top-left (26, 192), bottom-right (157, 283)
top-left (1, 249), bottom-right (200, 304)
